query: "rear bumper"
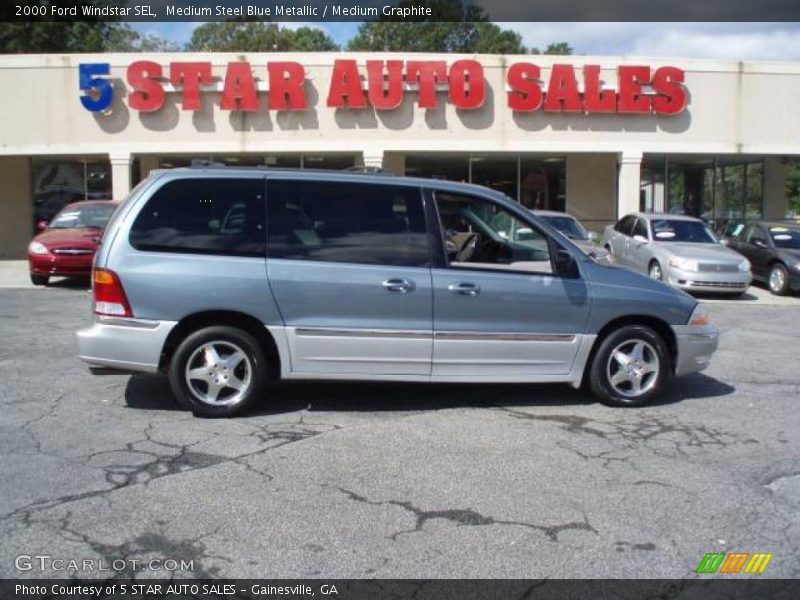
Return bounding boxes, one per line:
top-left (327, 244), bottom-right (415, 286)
top-left (671, 324), bottom-right (720, 377)
top-left (77, 317), bottom-right (177, 373)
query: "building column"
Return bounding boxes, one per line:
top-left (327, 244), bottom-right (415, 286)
top-left (361, 150), bottom-right (384, 170)
top-left (617, 151), bottom-right (643, 218)
top-left (565, 154), bottom-right (617, 233)
top-left (138, 155), bottom-right (160, 180)
top-left (763, 156), bottom-right (788, 220)
top-left (110, 153), bottom-right (132, 200)
top-left (0, 157), bottom-right (32, 259)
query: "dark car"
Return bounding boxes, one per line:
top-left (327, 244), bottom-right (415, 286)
top-left (28, 200), bottom-right (119, 286)
top-left (724, 222), bottom-right (800, 295)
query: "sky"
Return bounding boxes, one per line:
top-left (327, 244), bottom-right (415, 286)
top-left (132, 22), bottom-right (800, 61)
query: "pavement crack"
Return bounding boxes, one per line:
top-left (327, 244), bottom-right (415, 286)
top-left (330, 486), bottom-right (598, 542)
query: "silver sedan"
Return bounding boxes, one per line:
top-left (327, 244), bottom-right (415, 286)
top-left (602, 213), bottom-right (752, 295)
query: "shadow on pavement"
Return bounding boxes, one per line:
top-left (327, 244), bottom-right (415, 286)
top-left (124, 371), bottom-right (735, 416)
top-left (45, 276), bottom-right (91, 291)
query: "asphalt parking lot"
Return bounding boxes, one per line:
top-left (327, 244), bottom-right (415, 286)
top-left (0, 271), bottom-right (798, 579)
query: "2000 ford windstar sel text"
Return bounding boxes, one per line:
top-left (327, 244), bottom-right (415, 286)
top-left (77, 168), bottom-right (719, 417)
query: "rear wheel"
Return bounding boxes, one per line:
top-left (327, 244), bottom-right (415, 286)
top-left (168, 326), bottom-right (267, 417)
top-left (588, 325), bottom-right (671, 407)
top-left (30, 273), bottom-right (49, 286)
top-left (768, 263), bottom-right (789, 296)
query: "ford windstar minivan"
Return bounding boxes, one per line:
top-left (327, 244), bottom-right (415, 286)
top-left (78, 168), bottom-right (719, 417)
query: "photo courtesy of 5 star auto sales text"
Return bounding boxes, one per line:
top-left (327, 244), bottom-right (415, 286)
top-left (0, 0), bottom-right (799, 599)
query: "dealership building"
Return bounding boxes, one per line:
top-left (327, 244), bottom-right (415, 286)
top-left (0, 51), bottom-right (798, 258)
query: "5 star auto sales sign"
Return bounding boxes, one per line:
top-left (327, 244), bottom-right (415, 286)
top-left (79, 58), bottom-right (688, 116)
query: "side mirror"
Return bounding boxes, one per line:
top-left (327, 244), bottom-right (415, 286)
top-left (753, 239), bottom-right (767, 248)
top-left (554, 248), bottom-right (579, 278)
top-left (720, 238), bottom-right (731, 247)
top-left (587, 231), bottom-right (598, 242)
top-left (37, 220), bottom-right (49, 231)
top-left (632, 234), bottom-right (649, 244)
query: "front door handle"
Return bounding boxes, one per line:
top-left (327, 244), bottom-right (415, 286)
top-left (448, 283), bottom-right (481, 296)
top-left (382, 278), bottom-right (416, 293)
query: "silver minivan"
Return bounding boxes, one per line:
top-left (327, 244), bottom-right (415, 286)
top-left (78, 168), bottom-right (719, 417)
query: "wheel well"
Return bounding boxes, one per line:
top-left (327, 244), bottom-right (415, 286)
top-left (648, 258), bottom-right (660, 268)
top-left (159, 310), bottom-right (280, 378)
top-left (583, 315), bottom-right (678, 382)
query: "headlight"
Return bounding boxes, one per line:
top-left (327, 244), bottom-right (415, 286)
top-left (668, 256), bottom-right (698, 271)
top-left (689, 307), bottom-right (711, 328)
top-left (739, 260), bottom-right (751, 272)
top-left (28, 241), bottom-right (48, 255)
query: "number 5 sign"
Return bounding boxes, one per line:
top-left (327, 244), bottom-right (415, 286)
top-left (79, 63), bottom-right (113, 112)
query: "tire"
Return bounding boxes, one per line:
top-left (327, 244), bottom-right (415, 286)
top-left (168, 326), bottom-right (268, 417)
top-left (30, 273), bottom-right (49, 286)
top-left (588, 325), bottom-right (671, 407)
top-left (767, 263), bottom-right (789, 296)
top-left (648, 260), bottom-right (663, 281)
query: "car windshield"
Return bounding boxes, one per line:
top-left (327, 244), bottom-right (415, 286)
top-left (768, 226), bottom-right (800, 249)
top-left (49, 204), bottom-right (116, 229)
top-left (539, 215), bottom-right (589, 240)
top-left (650, 219), bottom-right (718, 244)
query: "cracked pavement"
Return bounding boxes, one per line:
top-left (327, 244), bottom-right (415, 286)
top-left (0, 287), bottom-right (798, 578)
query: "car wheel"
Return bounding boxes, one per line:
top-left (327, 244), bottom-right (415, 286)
top-left (589, 325), bottom-right (671, 408)
top-left (648, 261), bottom-right (663, 281)
top-left (168, 326), bottom-right (267, 417)
top-left (30, 273), bottom-right (49, 286)
top-left (768, 263), bottom-right (789, 296)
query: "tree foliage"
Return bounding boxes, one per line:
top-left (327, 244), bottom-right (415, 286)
top-left (188, 22), bottom-right (339, 52)
top-left (531, 42), bottom-right (574, 55)
top-left (0, 22), bottom-right (117, 53)
top-left (347, 0), bottom-right (526, 53)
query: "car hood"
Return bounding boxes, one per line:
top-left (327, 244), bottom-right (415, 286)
top-left (33, 228), bottom-right (103, 249)
top-left (654, 242), bottom-right (742, 263)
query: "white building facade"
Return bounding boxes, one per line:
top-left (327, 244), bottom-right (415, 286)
top-left (1, 52), bottom-right (798, 257)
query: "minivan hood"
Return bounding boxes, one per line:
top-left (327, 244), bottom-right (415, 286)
top-left (654, 242), bottom-right (742, 263)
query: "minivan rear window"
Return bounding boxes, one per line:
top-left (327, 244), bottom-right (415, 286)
top-left (266, 180), bottom-right (430, 267)
top-left (129, 178), bottom-right (266, 257)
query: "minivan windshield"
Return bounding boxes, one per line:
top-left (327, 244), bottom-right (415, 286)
top-left (650, 219), bottom-right (718, 244)
top-left (49, 204), bottom-right (116, 229)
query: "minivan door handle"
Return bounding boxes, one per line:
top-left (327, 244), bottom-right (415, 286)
top-left (382, 278), bottom-right (416, 293)
top-left (448, 283), bottom-right (481, 296)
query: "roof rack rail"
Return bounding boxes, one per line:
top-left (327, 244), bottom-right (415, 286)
top-left (190, 159), bottom-right (226, 167)
top-left (344, 166), bottom-right (400, 176)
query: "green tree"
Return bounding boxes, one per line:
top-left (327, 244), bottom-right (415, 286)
top-left (347, 0), bottom-right (526, 53)
top-left (0, 22), bottom-right (118, 53)
top-left (188, 22), bottom-right (338, 52)
top-left (531, 42), bottom-right (574, 55)
top-left (106, 26), bottom-right (180, 52)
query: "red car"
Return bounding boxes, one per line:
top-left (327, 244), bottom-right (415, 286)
top-left (28, 200), bottom-right (120, 285)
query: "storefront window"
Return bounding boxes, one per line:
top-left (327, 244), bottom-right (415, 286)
top-left (405, 154), bottom-right (565, 210)
top-left (31, 158), bottom-right (112, 229)
top-left (643, 155), bottom-right (763, 226)
top-left (157, 154), bottom-right (356, 170)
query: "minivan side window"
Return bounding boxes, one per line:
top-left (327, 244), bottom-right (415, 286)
top-left (266, 180), bottom-right (430, 267)
top-left (129, 178), bottom-right (265, 257)
top-left (435, 191), bottom-right (552, 274)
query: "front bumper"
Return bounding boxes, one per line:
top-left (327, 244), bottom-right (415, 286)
top-left (77, 317), bottom-right (177, 373)
top-left (666, 266), bottom-right (751, 294)
top-left (29, 253), bottom-right (94, 277)
top-left (671, 323), bottom-right (720, 377)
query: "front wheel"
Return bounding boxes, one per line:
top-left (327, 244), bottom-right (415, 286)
top-left (648, 261), bottom-right (663, 281)
top-left (168, 326), bottom-right (267, 417)
top-left (768, 263), bottom-right (789, 296)
top-left (30, 273), bottom-right (49, 286)
top-left (588, 325), bottom-right (671, 407)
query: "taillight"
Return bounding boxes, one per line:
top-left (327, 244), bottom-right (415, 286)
top-left (93, 268), bottom-right (133, 317)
